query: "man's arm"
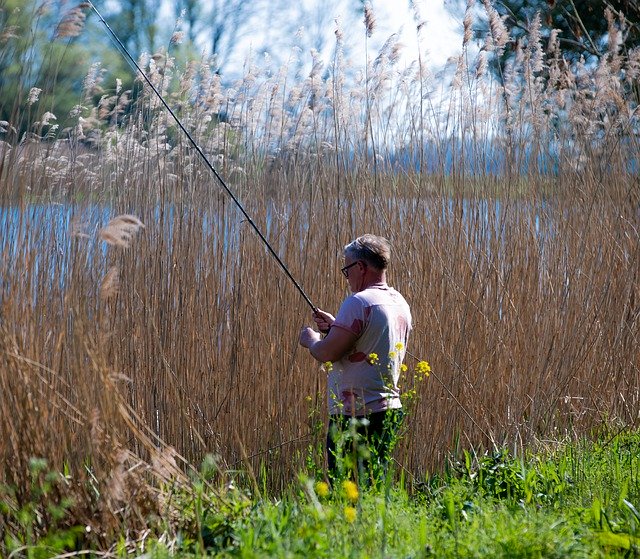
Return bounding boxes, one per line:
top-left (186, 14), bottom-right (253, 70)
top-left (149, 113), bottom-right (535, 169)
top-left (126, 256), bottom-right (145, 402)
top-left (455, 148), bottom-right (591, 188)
top-left (299, 324), bottom-right (357, 363)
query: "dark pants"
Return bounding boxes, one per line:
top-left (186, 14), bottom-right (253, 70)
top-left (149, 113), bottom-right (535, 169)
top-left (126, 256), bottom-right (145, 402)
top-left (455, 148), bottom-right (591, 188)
top-left (326, 409), bottom-right (403, 484)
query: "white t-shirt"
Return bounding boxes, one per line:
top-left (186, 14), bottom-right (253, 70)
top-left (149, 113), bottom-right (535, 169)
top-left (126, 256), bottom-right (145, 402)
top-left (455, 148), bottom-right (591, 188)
top-left (327, 282), bottom-right (412, 416)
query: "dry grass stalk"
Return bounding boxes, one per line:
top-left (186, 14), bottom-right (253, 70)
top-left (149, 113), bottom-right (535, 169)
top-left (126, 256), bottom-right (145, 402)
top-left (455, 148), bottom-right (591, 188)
top-left (100, 266), bottom-right (120, 300)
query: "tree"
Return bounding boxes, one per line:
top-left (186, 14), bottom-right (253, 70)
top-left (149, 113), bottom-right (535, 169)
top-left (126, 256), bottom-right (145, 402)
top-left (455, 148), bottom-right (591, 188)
top-left (167, 0), bottom-right (261, 73)
top-left (173, 0), bottom-right (284, 74)
top-left (89, 0), bottom-right (159, 57)
top-left (450, 0), bottom-right (640, 63)
top-left (507, 1), bottom-right (638, 60)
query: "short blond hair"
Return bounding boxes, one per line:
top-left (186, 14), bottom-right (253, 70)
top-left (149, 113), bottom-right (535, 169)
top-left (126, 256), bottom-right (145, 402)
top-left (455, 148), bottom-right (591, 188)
top-left (344, 234), bottom-right (391, 270)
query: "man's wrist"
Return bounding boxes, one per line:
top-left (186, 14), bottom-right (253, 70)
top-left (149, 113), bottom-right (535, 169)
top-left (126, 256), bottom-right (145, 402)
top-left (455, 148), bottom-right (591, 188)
top-left (309, 339), bottom-right (322, 360)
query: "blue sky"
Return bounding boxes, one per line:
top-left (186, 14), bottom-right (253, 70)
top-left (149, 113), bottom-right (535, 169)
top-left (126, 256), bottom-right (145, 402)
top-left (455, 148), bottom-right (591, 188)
top-left (152, 0), bottom-right (464, 76)
top-left (376, 0), bottom-right (462, 68)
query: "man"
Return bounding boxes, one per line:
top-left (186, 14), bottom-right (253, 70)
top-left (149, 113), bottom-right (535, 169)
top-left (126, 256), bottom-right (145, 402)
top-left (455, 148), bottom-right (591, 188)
top-left (299, 234), bottom-right (412, 482)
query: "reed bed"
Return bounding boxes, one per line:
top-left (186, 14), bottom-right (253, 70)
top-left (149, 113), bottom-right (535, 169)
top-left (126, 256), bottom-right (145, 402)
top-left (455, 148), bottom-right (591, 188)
top-left (0, 0), bottom-right (638, 527)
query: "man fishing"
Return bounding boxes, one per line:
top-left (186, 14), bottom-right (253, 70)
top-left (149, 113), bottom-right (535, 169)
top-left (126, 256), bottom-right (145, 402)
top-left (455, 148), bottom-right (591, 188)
top-left (299, 234), bottom-right (412, 482)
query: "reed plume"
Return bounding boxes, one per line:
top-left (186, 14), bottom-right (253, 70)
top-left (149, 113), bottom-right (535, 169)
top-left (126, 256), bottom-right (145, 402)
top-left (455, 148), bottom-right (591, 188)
top-left (54, 3), bottom-right (89, 39)
top-left (98, 214), bottom-right (145, 248)
top-left (363, 2), bottom-right (376, 38)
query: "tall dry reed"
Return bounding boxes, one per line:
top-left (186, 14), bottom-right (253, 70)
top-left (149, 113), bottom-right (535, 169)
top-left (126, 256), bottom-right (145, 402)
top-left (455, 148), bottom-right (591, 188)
top-left (0, 0), bottom-right (638, 521)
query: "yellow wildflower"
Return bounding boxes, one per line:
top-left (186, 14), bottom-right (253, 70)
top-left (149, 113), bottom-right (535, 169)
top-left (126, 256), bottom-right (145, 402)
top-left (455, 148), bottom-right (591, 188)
top-left (305, 395), bottom-right (312, 403)
top-left (400, 363), bottom-right (408, 372)
top-left (344, 506), bottom-right (357, 523)
top-left (367, 353), bottom-right (379, 365)
top-left (342, 480), bottom-right (359, 502)
top-left (315, 481), bottom-right (330, 498)
top-left (388, 351), bottom-right (397, 359)
top-left (415, 360), bottom-right (431, 377)
top-left (395, 342), bottom-right (404, 351)
top-left (323, 361), bottom-right (333, 372)
top-left (402, 388), bottom-right (417, 404)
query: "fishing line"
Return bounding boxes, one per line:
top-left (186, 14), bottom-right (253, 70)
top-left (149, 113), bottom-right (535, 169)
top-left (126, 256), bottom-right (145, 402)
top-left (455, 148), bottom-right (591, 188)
top-left (86, 1), bottom-right (318, 313)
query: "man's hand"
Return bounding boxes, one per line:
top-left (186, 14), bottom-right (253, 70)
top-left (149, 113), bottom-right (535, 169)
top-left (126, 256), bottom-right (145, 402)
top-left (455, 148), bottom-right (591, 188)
top-left (313, 309), bottom-right (335, 333)
top-left (299, 327), bottom-right (322, 349)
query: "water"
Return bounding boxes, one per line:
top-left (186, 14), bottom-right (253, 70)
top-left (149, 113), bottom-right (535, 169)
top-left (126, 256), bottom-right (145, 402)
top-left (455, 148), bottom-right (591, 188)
top-left (0, 197), bottom-right (553, 311)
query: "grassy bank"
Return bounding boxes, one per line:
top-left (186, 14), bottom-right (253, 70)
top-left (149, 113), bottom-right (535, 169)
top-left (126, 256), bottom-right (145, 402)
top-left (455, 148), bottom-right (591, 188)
top-left (2, 428), bottom-right (639, 557)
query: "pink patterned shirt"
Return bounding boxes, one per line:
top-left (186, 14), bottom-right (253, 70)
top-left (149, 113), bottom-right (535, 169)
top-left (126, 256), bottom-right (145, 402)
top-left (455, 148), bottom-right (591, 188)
top-left (327, 282), bottom-right (412, 416)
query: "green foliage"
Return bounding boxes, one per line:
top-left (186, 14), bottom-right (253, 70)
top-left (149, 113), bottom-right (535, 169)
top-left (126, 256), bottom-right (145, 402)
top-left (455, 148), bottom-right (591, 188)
top-left (302, 393), bottom-right (327, 481)
top-left (165, 457), bottom-right (251, 555)
top-left (167, 430), bottom-right (640, 557)
top-left (0, 458), bottom-right (84, 558)
top-left (449, 446), bottom-right (572, 507)
top-left (3, 431), bottom-right (640, 557)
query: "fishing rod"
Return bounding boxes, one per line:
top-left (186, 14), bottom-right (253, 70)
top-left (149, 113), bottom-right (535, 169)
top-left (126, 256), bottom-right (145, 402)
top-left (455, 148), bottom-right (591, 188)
top-left (86, 1), bottom-right (318, 313)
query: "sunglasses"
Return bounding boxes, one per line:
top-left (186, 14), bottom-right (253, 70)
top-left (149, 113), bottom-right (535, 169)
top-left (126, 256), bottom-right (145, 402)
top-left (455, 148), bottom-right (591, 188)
top-left (341, 261), bottom-right (360, 277)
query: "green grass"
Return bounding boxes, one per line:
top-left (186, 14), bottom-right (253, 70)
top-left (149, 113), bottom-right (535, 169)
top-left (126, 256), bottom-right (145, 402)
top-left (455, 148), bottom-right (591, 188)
top-left (213, 430), bottom-right (638, 559)
top-left (3, 428), bottom-right (639, 558)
